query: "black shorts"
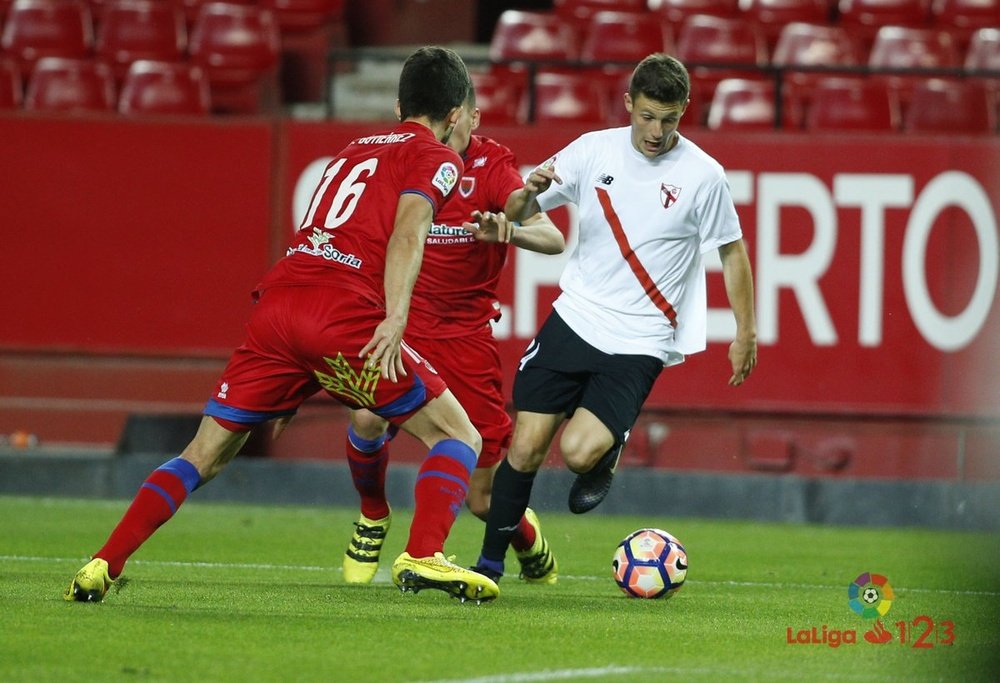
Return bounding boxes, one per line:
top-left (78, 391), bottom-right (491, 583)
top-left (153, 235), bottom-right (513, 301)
top-left (512, 311), bottom-right (662, 446)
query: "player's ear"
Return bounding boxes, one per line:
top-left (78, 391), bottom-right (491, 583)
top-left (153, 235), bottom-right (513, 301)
top-left (394, 100), bottom-right (402, 121)
top-left (472, 107), bottom-right (481, 130)
top-left (624, 92), bottom-right (633, 114)
top-left (446, 104), bottom-right (463, 128)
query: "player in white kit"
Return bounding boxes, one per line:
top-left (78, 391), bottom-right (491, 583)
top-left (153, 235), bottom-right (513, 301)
top-left (474, 54), bottom-right (758, 581)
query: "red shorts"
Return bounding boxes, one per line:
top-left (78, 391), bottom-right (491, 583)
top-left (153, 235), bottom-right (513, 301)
top-left (205, 286), bottom-right (446, 428)
top-left (409, 324), bottom-right (512, 469)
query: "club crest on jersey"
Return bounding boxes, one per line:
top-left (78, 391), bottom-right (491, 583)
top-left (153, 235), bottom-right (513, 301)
top-left (433, 162), bottom-right (459, 195)
top-left (661, 183), bottom-right (681, 209)
top-left (459, 176), bottom-right (475, 198)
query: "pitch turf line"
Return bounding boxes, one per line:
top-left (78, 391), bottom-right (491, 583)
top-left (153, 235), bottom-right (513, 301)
top-left (9, 555), bottom-right (999, 597)
top-left (416, 666), bottom-right (914, 682)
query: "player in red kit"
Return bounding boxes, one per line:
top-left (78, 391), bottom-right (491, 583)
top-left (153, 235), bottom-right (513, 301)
top-left (341, 88), bottom-right (566, 585)
top-left (65, 47), bottom-right (501, 604)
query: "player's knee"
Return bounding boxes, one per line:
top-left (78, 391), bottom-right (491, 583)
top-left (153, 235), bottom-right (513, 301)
top-left (350, 410), bottom-right (389, 441)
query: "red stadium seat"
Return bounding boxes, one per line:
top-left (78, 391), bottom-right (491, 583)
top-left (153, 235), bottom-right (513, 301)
top-left (1, 0), bottom-right (94, 77)
top-left (259, 0), bottom-right (341, 32)
top-left (838, 0), bottom-right (933, 51)
top-left (118, 59), bottom-right (210, 115)
top-left (0, 57), bottom-right (24, 108)
top-left (95, 0), bottom-right (186, 81)
top-left (773, 22), bottom-right (865, 115)
top-left (707, 77), bottom-right (802, 129)
top-left (170, 0), bottom-right (254, 28)
top-left (581, 10), bottom-right (673, 65)
top-left (188, 2), bottom-right (280, 113)
top-left (869, 26), bottom-right (962, 109)
top-left (805, 76), bottom-right (901, 132)
top-left (470, 70), bottom-right (519, 125)
top-left (648, 0), bottom-right (741, 24)
top-left (489, 10), bottom-right (579, 63)
top-left (522, 70), bottom-right (608, 125)
top-left (931, 0), bottom-right (1000, 50)
top-left (676, 15), bottom-right (770, 104)
top-left (580, 10), bottom-right (674, 110)
top-left (903, 78), bottom-right (995, 133)
top-left (24, 56), bottom-right (116, 112)
top-left (739, 0), bottom-right (831, 50)
top-left (966, 27), bottom-right (1000, 71)
top-left (554, 0), bottom-right (648, 36)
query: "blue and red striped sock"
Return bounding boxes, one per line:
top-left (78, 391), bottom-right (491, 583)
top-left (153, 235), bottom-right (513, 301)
top-left (95, 457), bottom-right (201, 578)
top-left (345, 425), bottom-right (391, 520)
top-left (405, 439), bottom-right (477, 558)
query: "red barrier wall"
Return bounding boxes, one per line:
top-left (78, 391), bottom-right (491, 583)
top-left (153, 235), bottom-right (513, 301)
top-left (1, 114), bottom-right (997, 478)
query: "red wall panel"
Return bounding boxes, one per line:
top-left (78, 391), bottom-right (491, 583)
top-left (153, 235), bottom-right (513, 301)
top-left (0, 114), bottom-right (276, 356)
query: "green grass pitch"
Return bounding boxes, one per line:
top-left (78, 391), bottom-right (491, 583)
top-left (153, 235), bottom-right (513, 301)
top-left (1, 495), bottom-right (997, 682)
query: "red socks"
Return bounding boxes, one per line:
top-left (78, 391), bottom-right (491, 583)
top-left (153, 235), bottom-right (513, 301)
top-left (345, 426), bottom-right (391, 520)
top-left (95, 457), bottom-right (201, 578)
top-left (405, 439), bottom-right (477, 558)
top-left (511, 515), bottom-right (537, 552)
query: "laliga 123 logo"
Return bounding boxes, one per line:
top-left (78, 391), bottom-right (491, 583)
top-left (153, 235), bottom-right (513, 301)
top-left (786, 571), bottom-right (955, 649)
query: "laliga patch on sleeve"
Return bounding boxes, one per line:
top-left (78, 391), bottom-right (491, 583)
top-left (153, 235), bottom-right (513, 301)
top-left (432, 162), bottom-right (459, 196)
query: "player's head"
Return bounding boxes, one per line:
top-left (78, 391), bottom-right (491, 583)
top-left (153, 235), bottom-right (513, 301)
top-left (624, 54), bottom-right (690, 159)
top-left (397, 46), bottom-right (471, 138)
top-left (447, 88), bottom-right (481, 155)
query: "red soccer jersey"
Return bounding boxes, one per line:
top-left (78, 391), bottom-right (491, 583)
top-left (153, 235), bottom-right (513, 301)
top-left (407, 134), bottom-right (524, 336)
top-left (261, 121), bottom-right (462, 305)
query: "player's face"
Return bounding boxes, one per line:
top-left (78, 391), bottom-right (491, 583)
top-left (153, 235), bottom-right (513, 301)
top-left (447, 102), bottom-right (480, 155)
top-left (625, 93), bottom-right (688, 159)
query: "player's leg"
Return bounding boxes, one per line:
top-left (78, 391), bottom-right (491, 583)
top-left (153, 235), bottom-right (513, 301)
top-left (65, 417), bottom-right (250, 602)
top-left (564, 352), bottom-right (662, 514)
top-left (420, 327), bottom-right (558, 584)
top-left (474, 410), bottom-right (562, 581)
top-left (342, 408), bottom-right (393, 584)
top-left (389, 389), bottom-right (500, 601)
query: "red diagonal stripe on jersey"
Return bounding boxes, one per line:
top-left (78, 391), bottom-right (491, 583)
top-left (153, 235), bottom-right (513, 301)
top-left (595, 186), bottom-right (678, 328)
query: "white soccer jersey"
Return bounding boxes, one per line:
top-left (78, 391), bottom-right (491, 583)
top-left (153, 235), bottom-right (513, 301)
top-left (536, 127), bottom-right (742, 366)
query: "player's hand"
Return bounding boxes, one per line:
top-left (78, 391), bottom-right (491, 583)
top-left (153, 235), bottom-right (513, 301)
top-left (462, 210), bottom-right (515, 244)
top-left (728, 337), bottom-right (757, 386)
top-left (360, 317), bottom-right (407, 382)
top-left (524, 157), bottom-right (561, 195)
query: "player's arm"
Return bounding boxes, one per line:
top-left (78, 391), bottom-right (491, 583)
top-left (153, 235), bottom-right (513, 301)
top-left (718, 238), bottom-right (757, 387)
top-left (504, 158), bottom-right (561, 222)
top-left (462, 210), bottom-right (565, 255)
top-left (360, 193), bottom-right (434, 382)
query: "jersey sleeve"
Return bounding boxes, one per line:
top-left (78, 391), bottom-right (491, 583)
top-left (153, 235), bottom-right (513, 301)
top-left (402, 143), bottom-right (464, 214)
top-left (481, 144), bottom-right (524, 212)
top-left (696, 175), bottom-right (743, 254)
top-left (534, 136), bottom-right (584, 212)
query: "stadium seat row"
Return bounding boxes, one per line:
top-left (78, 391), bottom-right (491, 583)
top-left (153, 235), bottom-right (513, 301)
top-left (473, 68), bottom-right (998, 134)
top-left (477, 9), bottom-right (1000, 131)
top-left (0, 0), bottom-right (344, 112)
top-left (1, 56), bottom-right (212, 114)
top-left (549, 0), bottom-right (999, 50)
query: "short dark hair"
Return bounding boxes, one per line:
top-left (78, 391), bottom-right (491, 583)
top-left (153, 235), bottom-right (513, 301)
top-left (628, 54), bottom-right (690, 106)
top-left (397, 46), bottom-right (471, 122)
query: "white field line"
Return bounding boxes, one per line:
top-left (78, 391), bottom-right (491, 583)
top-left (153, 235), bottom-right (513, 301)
top-left (416, 666), bottom-right (909, 683)
top-left (6, 555), bottom-right (999, 597)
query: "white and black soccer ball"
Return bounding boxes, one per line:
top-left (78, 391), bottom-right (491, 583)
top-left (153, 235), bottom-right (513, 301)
top-left (612, 528), bottom-right (687, 599)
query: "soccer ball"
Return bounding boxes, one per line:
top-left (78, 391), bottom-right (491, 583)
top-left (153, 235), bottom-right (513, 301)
top-left (863, 587), bottom-right (880, 604)
top-left (612, 528), bottom-right (687, 599)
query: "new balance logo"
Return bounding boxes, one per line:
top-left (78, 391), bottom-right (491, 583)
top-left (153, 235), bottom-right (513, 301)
top-left (597, 174), bottom-right (614, 185)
